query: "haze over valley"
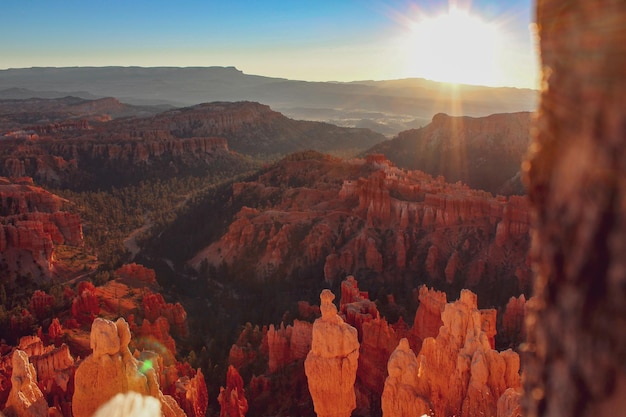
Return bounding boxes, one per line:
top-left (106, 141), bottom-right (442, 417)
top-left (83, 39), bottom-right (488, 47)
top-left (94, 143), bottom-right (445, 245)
top-left (0, 66), bottom-right (537, 137)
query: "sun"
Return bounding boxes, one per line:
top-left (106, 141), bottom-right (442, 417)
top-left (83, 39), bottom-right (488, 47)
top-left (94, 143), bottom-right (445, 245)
top-left (403, 7), bottom-right (504, 86)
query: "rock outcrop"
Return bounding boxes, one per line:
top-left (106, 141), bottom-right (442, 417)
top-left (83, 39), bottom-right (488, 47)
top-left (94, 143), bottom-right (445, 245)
top-left (171, 369), bottom-right (208, 417)
top-left (72, 317), bottom-right (185, 417)
top-left (410, 286), bottom-right (446, 347)
top-left (497, 388), bottom-right (522, 417)
top-left (382, 290), bottom-right (521, 417)
top-left (500, 294), bottom-right (527, 348)
top-left (0, 100), bottom-right (384, 188)
top-left (27, 341), bottom-right (75, 415)
top-left (217, 366), bottom-right (248, 417)
top-left (266, 321), bottom-right (312, 374)
top-left (3, 350), bottom-right (48, 417)
top-left (381, 339), bottom-right (431, 417)
top-left (142, 293), bottom-right (188, 339)
top-left (70, 282), bottom-right (100, 325)
top-left (339, 276), bottom-right (401, 399)
top-left (190, 154), bottom-right (530, 308)
top-left (0, 178), bottom-right (83, 280)
top-left (305, 290), bottom-right (359, 417)
top-left (367, 111), bottom-right (533, 195)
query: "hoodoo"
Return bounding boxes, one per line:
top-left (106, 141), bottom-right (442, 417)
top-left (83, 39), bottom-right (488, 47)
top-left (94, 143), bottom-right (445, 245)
top-left (305, 289), bottom-right (360, 417)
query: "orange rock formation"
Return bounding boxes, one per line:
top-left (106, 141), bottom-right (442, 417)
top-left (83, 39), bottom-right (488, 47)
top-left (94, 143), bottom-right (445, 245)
top-left (218, 365), bottom-right (248, 417)
top-left (142, 293), bottom-right (188, 339)
top-left (72, 317), bottom-right (185, 417)
top-left (381, 339), bottom-right (431, 417)
top-left (410, 286), bottom-right (446, 347)
top-left (382, 290), bottom-right (521, 417)
top-left (501, 294), bottom-right (527, 348)
top-left (191, 155), bottom-right (530, 308)
top-left (0, 178), bottom-right (83, 279)
top-left (3, 350), bottom-right (48, 417)
top-left (305, 289), bottom-right (359, 417)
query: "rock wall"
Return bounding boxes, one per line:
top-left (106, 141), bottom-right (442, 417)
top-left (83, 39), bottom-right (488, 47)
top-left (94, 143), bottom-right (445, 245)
top-left (0, 178), bottom-right (83, 280)
top-left (381, 339), bottom-right (431, 417)
top-left (191, 156), bottom-right (531, 307)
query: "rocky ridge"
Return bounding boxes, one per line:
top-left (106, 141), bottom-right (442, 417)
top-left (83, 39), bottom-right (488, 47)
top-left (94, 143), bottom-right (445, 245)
top-left (0, 100), bottom-right (385, 188)
top-left (0, 266), bottom-right (208, 417)
top-left (0, 96), bottom-right (164, 132)
top-left (190, 154), bottom-right (531, 306)
top-left (367, 112), bottom-right (533, 194)
top-left (227, 276), bottom-right (522, 417)
top-left (0, 177), bottom-right (83, 280)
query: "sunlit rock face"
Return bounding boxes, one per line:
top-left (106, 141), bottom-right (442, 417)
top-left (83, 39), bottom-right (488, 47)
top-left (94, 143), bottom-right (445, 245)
top-left (367, 111), bottom-right (534, 195)
top-left (0, 177), bottom-right (83, 280)
top-left (382, 290), bottom-right (521, 417)
top-left (305, 289), bottom-right (359, 417)
top-left (190, 154), bottom-right (530, 309)
top-left (267, 320), bottom-right (313, 373)
top-left (225, 274), bottom-right (524, 416)
top-left (72, 317), bottom-right (185, 417)
top-left (381, 339), bottom-right (431, 417)
top-left (410, 286), bottom-right (446, 348)
top-left (217, 365), bottom-right (249, 417)
top-left (3, 350), bottom-right (48, 417)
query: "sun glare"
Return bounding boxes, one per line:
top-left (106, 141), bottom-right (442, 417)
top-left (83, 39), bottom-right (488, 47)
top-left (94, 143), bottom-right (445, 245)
top-left (403, 7), bottom-right (504, 86)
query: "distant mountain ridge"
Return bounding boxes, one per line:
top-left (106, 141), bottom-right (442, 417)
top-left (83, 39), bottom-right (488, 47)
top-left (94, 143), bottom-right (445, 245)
top-left (0, 96), bottom-right (169, 130)
top-left (0, 66), bottom-right (538, 136)
top-left (0, 99), bottom-right (385, 188)
top-left (366, 112), bottom-right (533, 195)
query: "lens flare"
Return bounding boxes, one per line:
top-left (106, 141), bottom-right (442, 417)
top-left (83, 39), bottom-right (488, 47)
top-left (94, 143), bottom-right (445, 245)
top-left (140, 359), bottom-right (153, 374)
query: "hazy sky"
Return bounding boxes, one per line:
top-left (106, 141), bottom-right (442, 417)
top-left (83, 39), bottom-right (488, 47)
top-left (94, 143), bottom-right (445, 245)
top-left (1, 0), bottom-right (538, 88)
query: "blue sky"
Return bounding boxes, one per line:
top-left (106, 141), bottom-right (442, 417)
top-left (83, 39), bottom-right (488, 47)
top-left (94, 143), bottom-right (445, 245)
top-left (1, 0), bottom-right (537, 88)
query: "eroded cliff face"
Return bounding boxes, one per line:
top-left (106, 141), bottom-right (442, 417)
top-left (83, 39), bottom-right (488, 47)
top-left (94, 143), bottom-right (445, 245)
top-left (227, 276), bottom-right (523, 417)
top-left (191, 154), bottom-right (530, 307)
top-left (218, 366), bottom-right (248, 417)
top-left (0, 101), bottom-right (384, 188)
top-left (0, 133), bottom-right (233, 188)
top-left (72, 317), bottom-right (185, 417)
top-left (381, 290), bottom-right (521, 417)
top-left (0, 265), bottom-right (207, 417)
top-left (0, 177), bottom-right (83, 280)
